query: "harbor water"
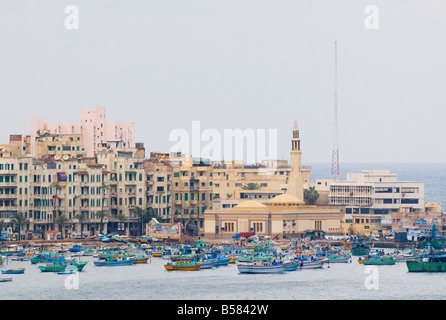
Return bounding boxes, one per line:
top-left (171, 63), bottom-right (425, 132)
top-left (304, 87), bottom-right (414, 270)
top-left (2, 253), bottom-right (446, 300)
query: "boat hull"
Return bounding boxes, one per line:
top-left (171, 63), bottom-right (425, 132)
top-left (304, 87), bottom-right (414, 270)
top-left (406, 261), bottom-right (446, 272)
top-left (1, 268), bottom-right (25, 274)
top-left (94, 259), bottom-right (135, 267)
top-left (133, 257), bottom-right (150, 264)
top-left (362, 260), bottom-right (396, 265)
top-left (351, 249), bottom-right (369, 256)
top-left (164, 263), bottom-right (202, 271)
top-left (237, 264), bottom-right (285, 274)
top-left (39, 262), bottom-right (88, 272)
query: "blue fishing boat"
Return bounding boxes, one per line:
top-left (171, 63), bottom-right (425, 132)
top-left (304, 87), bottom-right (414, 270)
top-left (98, 234), bottom-right (111, 243)
top-left (283, 261), bottom-right (299, 271)
top-left (1, 268), bottom-right (25, 274)
top-left (94, 257), bottom-right (135, 266)
top-left (70, 245), bottom-right (83, 253)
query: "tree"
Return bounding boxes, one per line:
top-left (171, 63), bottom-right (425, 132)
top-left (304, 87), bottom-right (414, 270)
top-left (96, 211), bottom-right (108, 235)
top-left (97, 182), bottom-right (110, 235)
top-left (50, 181), bottom-right (62, 231)
top-left (55, 214), bottom-right (68, 239)
top-left (11, 212), bottom-right (29, 241)
top-left (146, 207), bottom-right (162, 222)
top-left (241, 183), bottom-right (261, 190)
top-left (133, 206), bottom-right (146, 236)
top-left (304, 186), bottom-right (320, 205)
top-left (75, 212), bottom-right (88, 238)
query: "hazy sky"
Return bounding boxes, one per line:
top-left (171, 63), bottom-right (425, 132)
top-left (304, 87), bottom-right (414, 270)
top-left (1, 0), bottom-right (445, 163)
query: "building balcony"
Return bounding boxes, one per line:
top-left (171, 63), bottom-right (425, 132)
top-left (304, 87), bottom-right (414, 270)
top-left (0, 206), bottom-right (17, 211)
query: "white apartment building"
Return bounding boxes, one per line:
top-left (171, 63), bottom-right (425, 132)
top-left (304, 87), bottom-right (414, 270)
top-left (327, 170), bottom-right (424, 222)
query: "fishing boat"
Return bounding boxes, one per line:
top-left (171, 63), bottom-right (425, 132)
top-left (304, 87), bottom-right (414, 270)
top-left (39, 261), bottom-right (88, 273)
top-left (1, 268), bottom-right (25, 274)
top-left (326, 253), bottom-right (352, 263)
top-left (133, 255), bottom-right (150, 264)
top-left (0, 277), bottom-right (12, 282)
top-left (94, 257), bottom-right (135, 267)
top-left (11, 252), bottom-right (34, 261)
top-left (406, 250), bottom-right (446, 272)
top-left (283, 261), bottom-right (299, 271)
top-left (0, 245), bottom-right (22, 256)
top-left (237, 263), bottom-right (285, 274)
top-left (151, 250), bottom-right (163, 257)
top-left (361, 256), bottom-right (396, 265)
top-left (295, 257), bottom-right (324, 269)
top-left (31, 253), bottom-right (70, 264)
top-left (199, 258), bottom-right (217, 269)
top-left (164, 261), bottom-right (202, 271)
top-left (69, 245), bottom-right (83, 253)
top-left (351, 238), bottom-right (370, 256)
top-left (98, 234), bottom-right (111, 243)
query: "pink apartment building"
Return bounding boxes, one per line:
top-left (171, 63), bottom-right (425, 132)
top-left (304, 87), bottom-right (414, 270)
top-left (30, 107), bottom-right (135, 157)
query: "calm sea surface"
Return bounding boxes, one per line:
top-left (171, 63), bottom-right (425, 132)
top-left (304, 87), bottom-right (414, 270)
top-left (1, 163), bottom-right (445, 302)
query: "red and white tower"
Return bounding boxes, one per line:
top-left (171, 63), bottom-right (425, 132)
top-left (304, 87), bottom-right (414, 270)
top-left (331, 41), bottom-right (340, 180)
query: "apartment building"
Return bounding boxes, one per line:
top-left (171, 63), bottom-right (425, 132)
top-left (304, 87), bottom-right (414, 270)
top-left (144, 158), bottom-right (173, 223)
top-left (320, 170), bottom-right (425, 236)
top-left (34, 131), bottom-right (85, 160)
top-left (171, 158), bottom-right (213, 236)
top-left (31, 106), bottom-right (135, 157)
top-left (96, 141), bottom-right (146, 235)
top-left (0, 155), bottom-right (111, 239)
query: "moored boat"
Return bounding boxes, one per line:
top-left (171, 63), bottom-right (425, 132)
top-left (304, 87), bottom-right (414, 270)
top-left (94, 257), bottom-right (135, 267)
top-left (1, 268), bottom-right (25, 274)
top-left (133, 255), bottom-right (150, 264)
top-left (406, 250), bottom-right (446, 272)
top-left (39, 261), bottom-right (88, 273)
top-left (406, 260), bottom-right (446, 272)
top-left (326, 253), bottom-right (352, 263)
top-left (361, 256), bottom-right (396, 265)
top-left (237, 263), bottom-right (285, 274)
top-left (164, 261), bottom-right (202, 271)
top-left (0, 277), bottom-right (13, 282)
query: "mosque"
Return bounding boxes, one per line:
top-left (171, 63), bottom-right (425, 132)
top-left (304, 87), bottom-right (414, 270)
top-left (203, 121), bottom-right (342, 239)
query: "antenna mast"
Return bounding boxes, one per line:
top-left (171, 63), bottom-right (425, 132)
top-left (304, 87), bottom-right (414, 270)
top-left (331, 41), bottom-right (340, 180)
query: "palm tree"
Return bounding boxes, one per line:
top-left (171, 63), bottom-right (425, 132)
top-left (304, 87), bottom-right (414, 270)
top-left (98, 182), bottom-right (110, 234)
top-left (241, 183), bottom-right (261, 190)
top-left (50, 181), bottom-right (62, 231)
top-left (55, 214), bottom-right (68, 239)
top-left (11, 212), bottom-right (29, 241)
top-left (75, 212), bottom-right (88, 238)
top-left (133, 206), bottom-right (146, 236)
top-left (304, 186), bottom-right (320, 205)
top-left (96, 210), bottom-right (108, 235)
top-left (146, 207), bottom-right (162, 222)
